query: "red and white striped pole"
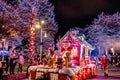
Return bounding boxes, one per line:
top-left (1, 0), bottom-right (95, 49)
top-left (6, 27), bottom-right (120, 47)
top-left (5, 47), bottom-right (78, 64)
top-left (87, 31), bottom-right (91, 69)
top-left (29, 7), bottom-right (36, 59)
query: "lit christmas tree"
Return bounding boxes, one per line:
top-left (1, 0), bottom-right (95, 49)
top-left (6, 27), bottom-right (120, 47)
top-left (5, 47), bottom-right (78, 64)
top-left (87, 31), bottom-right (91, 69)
top-left (85, 12), bottom-right (120, 53)
top-left (0, 0), bottom-right (58, 51)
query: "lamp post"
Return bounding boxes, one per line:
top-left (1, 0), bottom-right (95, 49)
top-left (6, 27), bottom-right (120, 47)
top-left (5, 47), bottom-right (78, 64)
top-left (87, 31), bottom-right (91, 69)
top-left (35, 20), bottom-right (45, 61)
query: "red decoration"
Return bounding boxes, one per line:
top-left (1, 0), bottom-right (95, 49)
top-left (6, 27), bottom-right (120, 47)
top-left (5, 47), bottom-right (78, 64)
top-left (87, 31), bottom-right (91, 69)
top-left (58, 74), bottom-right (67, 80)
top-left (71, 75), bottom-right (78, 80)
top-left (30, 71), bottom-right (36, 79)
top-left (60, 47), bottom-right (65, 52)
top-left (67, 34), bottom-right (72, 40)
top-left (29, 7), bottom-right (36, 59)
top-left (60, 46), bottom-right (72, 52)
top-left (78, 74), bottom-right (82, 80)
top-left (48, 44), bottom-right (55, 55)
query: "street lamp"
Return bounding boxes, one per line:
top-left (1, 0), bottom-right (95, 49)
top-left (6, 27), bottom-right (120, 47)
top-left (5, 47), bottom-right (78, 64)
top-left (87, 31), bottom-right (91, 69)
top-left (35, 19), bottom-right (46, 61)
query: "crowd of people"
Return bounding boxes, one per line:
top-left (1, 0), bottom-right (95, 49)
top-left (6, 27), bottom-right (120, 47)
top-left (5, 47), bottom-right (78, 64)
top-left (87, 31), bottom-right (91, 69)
top-left (0, 49), bottom-right (25, 79)
top-left (0, 48), bottom-right (57, 79)
top-left (0, 47), bottom-right (120, 79)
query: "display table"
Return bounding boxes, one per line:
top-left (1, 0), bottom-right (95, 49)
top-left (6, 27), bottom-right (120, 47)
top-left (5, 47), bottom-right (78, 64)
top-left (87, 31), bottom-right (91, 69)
top-left (28, 64), bottom-right (96, 80)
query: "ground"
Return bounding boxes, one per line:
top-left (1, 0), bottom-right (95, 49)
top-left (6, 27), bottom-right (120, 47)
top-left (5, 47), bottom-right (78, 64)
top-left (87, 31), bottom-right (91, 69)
top-left (90, 65), bottom-right (120, 80)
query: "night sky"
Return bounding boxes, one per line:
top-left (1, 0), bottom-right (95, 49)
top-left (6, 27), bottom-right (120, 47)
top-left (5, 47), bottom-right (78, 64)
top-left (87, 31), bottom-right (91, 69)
top-left (50, 0), bottom-right (120, 38)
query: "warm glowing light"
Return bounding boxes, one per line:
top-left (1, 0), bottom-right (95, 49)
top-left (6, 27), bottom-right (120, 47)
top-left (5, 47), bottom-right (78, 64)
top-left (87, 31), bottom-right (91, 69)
top-left (2, 39), bottom-right (6, 41)
top-left (44, 32), bottom-right (47, 38)
top-left (41, 20), bottom-right (45, 24)
top-left (35, 20), bottom-right (45, 28)
top-left (35, 24), bottom-right (41, 28)
top-left (111, 47), bottom-right (115, 55)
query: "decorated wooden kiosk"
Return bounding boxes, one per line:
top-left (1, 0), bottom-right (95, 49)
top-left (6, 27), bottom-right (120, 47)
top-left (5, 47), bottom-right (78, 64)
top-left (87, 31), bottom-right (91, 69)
top-left (57, 31), bottom-right (93, 66)
top-left (28, 31), bottom-right (96, 80)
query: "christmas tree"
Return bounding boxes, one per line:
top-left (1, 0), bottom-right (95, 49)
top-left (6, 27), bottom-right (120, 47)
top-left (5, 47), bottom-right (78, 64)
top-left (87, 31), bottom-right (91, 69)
top-left (85, 12), bottom-right (120, 53)
top-left (0, 0), bottom-right (58, 50)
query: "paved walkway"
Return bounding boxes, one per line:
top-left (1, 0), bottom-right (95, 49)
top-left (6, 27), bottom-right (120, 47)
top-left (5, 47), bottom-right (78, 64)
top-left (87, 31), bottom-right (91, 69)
top-left (90, 65), bottom-right (120, 80)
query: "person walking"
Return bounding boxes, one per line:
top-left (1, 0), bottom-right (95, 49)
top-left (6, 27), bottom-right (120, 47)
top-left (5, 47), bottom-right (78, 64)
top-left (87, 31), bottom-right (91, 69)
top-left (9, 49), bottom-right (18, 74)
top-left (18, 53), bottom-right (24, 73)
top-left (101, 55), bottom-right (109, 77)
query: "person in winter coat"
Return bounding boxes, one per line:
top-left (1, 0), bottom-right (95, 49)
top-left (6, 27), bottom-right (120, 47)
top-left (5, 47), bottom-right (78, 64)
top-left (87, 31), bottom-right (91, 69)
top-left (101, 55), bottom-right (109, 77)
top-left (10, 49), bottom-right (18, 74)
top-left (18, 53), bottom-right (24, 73)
